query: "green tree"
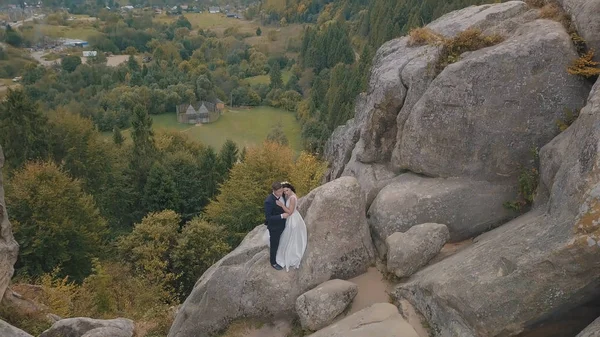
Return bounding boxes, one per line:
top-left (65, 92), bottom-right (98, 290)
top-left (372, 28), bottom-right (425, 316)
top-left (127, 54), bottom-right (140, 72)
top-left (62, 55), bottom-right (82, 73)
top-left (8, 161), bottom-right (108, 282)
top-left (199, 147), bottom-right (220, 205)
top-left (266, 122), bottom-right (289, 146)
top-left (218, 139), bottom-right (239, 181)
top-left (256, 27), bottom-right (262, 36)
top-left (0, 89), bottom-right (49, 171)
top-left (143, 163), bottom-right (180, 213)
top-left (112, 126), bottom-right (124, 146)
top-left (172, 219), bottom-right (229, 297)
top-left (204, 142), bottom-right (326, 245)
top-left (117, 210), bottom-right (180, 301)
top-left (269, 62), bottom-right (283, 89)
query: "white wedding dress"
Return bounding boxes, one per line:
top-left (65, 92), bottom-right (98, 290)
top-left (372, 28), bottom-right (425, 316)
top-left (264, 195), bottom-right (307, 271)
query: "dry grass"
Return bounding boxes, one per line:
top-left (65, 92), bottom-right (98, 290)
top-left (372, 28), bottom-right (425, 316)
top-left (525, 0), bottom-right (546, 8)
top-left (217, 319), bottom-right (264, 337)
top-left (567, 50), bottom-right (600, 78)
top-left (435, 29), bottom-right (504, 72)
top-left (407, 27), bottom-right (442, 46)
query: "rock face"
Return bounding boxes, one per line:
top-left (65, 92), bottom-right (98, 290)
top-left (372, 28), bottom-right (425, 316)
top-left (296, 279), bottom-right (358, 331)
top-left (0, 145), bottom-right (19, 301)
top-left (557, 0), bottom-right (600, 57)
top-left (308, 303), bottom-right (419, 337)
top-left (578, 317), bottom-right (600, 337)
top-left (367, 173), bottom-right (516, 255)
top-left (394, 81), bottom-right (600, 336)
top-left (393, 19), bottom-right (588, 181)
top-left (81, 327), bottom-right (133, 337)
top-left (0, 319), bottom-right (33, 337)
top-left (323, 3), bottom-right (592, 268)
top-left (40, 318), bottom-right (134, 337)
top-left (168, 177), bottom-right (375, 337)
top-left (386, 223), bottom-right (449, 278)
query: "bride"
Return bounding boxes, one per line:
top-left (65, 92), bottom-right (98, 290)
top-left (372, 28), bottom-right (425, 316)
top-left (274, 181), bottom-right (307, 271)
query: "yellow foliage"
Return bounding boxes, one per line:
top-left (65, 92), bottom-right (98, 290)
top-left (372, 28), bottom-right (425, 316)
top-left (38, 270), bottom-right (78, 318)
top-left (539, 3), bottom-right (561, 20)
top-left (204, 142), bottom-right (326, 241)
top-left (289, 152), bottom-right (328, 197)
top-left (407, 27), bottom-right (442, 46)
top-left (117, 210), bottom-right (181, 303)
top-left (437, 29), bottom-right (504, 72)
top-left (567, 50), bottom-right (600, 78)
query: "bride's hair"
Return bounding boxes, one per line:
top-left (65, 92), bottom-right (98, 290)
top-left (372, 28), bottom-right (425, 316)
top-left (281, 181), bottom-right (296, 193)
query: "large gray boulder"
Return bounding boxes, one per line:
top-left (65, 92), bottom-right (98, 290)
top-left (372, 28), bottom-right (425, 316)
top-left (40, 318), bottom-right (134, 337)
top-left (557, 0), bottom-right (600, 57)
top-left (578, 317), bottom-right (600, 337)
top-left (308, 303), bottom-right (419, 337)
top-left (386, 223), bottom-right (450, 278)
top-left (394, 81), bottom-right (600, 336)
top-left (81, 327), bottom-right (133, 337)
top-left (168, 177), bottom-right (375, 337)
top-left (296, 279), bottom-right (358, 331)
top-left (325, 1), bottom-right (537, 177)
top-left (393, 19), bottom-right (590, 181)
top-left (367, 173), bottom-right (516, 256)
top-left (0, 320), bottom-right (33, 337)
top-left (0, 145), bottom-right (19, 301)
top-left (341, 146), bottom-right (397, 208)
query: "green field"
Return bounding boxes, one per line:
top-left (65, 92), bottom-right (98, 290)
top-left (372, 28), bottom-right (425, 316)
top-left (25, 24), bottom-right (102, 40)
top-left (244, 70), bottom-right (292, 86)
top-left (150, 106), bottom-right (302, 151)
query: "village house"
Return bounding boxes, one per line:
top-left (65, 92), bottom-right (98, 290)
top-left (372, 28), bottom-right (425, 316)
top-left (208, 6), bottom-right (220, 14)
top-left (176, 100), bottom-right (224, 124)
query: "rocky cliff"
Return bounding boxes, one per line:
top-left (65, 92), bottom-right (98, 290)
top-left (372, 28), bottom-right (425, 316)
top-left (0, 145), bottom-right (18, 302)
top-left (167, 1), bottom-right (600, 336)
top-left (323, 0), bottom-right (600, 336)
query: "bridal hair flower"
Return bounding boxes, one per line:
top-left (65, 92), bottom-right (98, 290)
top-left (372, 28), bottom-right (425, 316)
top-left (281, 181), bottom-right (290, 185)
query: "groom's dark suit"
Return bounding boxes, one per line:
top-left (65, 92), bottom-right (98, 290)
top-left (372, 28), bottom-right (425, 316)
top-left (265, 193), bottom-right (286, 265)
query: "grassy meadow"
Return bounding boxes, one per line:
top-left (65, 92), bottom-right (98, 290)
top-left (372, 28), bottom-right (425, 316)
top-left (244, 70), bottom-right (292, 86)
top-left (109, 106), bottom-right (302, 151)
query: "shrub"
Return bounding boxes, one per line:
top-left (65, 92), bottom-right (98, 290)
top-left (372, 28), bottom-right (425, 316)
top-left (437, 29), bottom-right (504, 72)
top-left (504, 148), bottom-right (540, 212)
top-left (407, 27), bottom-right (442, 46)
top-left (567, 50), bottom-right (600, 78)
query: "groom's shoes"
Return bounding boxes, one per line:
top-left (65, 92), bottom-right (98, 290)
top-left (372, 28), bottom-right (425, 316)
top-left (271, 263), bottom-right (283, 270)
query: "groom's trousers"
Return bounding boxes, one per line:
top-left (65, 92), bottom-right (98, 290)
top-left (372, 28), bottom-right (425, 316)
top-left (268, 225), bottom-right (285, 265)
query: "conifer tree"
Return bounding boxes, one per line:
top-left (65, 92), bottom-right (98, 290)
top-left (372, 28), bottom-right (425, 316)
top-left (0, 89), bottom-right (49, 171)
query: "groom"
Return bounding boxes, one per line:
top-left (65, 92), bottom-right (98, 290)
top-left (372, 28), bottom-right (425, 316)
top-left (265, 181), bottom-right (289, 270)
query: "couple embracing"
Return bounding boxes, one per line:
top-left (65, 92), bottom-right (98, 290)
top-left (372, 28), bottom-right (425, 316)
top-left (264, 181), bottom-right (307, 271)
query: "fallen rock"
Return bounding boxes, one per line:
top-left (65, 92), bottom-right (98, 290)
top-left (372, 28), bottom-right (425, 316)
top-left (0, 319), bottom-right (33, 337)
top-left (386, 223), bottom-right (449, 278)
top-left (367, 173), bottom-right (516, 256)
top-left (296, 279), bottom-right (358, 331)
top-left (308, 303), bottom-right (419, 337)
top-left (394, 80), bottom-right (600, 336)
top-left (577, 317), bottom-right (600, 337)
top-left (0, 145), bottom-right (19, 301)
top-left (168, 177), bottom-right (375, 337)
top-left (40, 318), bottom-right (134, 337)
